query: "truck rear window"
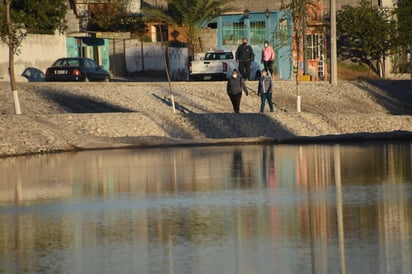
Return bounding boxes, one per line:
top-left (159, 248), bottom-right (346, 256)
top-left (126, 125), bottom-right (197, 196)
top-left (205, 52), bottom-right (233, 60)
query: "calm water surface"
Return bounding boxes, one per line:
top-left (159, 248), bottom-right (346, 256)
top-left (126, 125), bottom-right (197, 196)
top-left (1, 143), bottom-right (412, 274)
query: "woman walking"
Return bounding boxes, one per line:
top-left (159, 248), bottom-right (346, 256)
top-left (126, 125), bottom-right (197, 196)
top-left (226, 69), bottom-right (249, 113)
top-left (261, 40), bottom-right (275, 78)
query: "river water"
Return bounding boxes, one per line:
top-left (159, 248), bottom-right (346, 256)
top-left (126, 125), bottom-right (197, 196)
top-left (0, 142), bottom-right (412, 274)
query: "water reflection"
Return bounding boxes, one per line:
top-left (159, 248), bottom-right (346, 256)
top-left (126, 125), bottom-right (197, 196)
top-left (0, 143), bottom-right (412, 273)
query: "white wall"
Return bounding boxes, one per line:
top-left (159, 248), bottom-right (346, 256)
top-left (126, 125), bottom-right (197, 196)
top-left (168, 47), bottom-right (189, 81)
top-left (0, 33), bottom-right (66, 82)
top-left (125, 41), bottom-right (189, 80)
top-left (125, 43), bottom-right (165, 72)
top-left (126, 0), bottom-right (141, 13)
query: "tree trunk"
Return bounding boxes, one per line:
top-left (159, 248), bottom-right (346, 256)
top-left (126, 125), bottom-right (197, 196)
top-left (378, 57), bottom-right (385, 79)
top-left (159, 24), bottom-right (175, 113)
top-left (6, 0), bottom-right (22, 114)
top-left (295, 23), bottom-right (302, 113)
top-left (410, 47), bottom-right (412, 85)
top-left (140, 38), bottom-right (145, 72)
top-left (296, 45), bottom-right (301, 113)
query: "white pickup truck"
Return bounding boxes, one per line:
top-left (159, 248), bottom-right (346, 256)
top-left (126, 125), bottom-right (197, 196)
top-left (189, 50), bottom-right (261, 81)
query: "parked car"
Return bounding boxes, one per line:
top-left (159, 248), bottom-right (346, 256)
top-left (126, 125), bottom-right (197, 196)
top-left (21, 67), bottom-right (45, 82)
top-left (249, 61), bottom-right (262, 80)
top-left (45, 57), bottom-right (111, 82)
top-left (189, 50), bottom-right (261, 81)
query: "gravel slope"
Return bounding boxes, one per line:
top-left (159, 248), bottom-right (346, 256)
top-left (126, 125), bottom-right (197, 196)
top-left (0, 79), bottom-right (411, 157)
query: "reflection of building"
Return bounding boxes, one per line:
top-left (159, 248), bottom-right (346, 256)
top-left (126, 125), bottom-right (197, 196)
top-left (1, 145), bottom-right (412, 272)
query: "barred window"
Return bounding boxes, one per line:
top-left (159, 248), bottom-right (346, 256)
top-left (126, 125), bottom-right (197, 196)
top-left (222, 22), bottom-right (245, 45)
top-left (222, 21), bottom-right (266, 45)
top-left (306, 33), bottom-right (324, 60)
top-left (250, 21), bottom-right (266, 44)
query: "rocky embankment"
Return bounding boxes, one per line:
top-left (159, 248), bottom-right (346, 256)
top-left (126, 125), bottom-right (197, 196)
top-left (1, 79), bottom-right (412, 157)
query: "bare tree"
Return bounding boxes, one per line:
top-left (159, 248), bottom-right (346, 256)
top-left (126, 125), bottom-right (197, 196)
top-left (1, 0), bottom-right (66, 114)
top-left (3, 0), bottom-right (24, 114)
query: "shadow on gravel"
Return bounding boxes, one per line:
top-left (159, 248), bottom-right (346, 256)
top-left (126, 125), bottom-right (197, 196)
top-left (152, 94), bottom-right (193, 113)
top-left (354, 80), bottom-right (412, 115)
top-left (185, 113), bottom-right (295, 139)
top-left (41, 89), bottom-right (134, 113)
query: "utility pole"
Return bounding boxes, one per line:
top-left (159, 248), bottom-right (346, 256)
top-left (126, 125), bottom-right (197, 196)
top-left (330, 0), bottom-right (338, 85)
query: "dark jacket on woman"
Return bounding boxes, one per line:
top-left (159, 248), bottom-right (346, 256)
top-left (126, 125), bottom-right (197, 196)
top-left (227, 76), bottom-right (249, 95)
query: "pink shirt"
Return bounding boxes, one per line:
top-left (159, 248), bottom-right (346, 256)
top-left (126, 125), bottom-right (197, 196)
top-left (261, 46), bottom-right (275, 62)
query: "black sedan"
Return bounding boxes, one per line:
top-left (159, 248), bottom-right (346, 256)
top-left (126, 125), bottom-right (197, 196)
top-left (45, 57), bottom-right (111, 82)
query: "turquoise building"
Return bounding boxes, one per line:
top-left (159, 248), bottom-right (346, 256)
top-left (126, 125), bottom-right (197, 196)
top-left (215, 11), bottom-right (293, 80)
top-left (66, 36), bottom-right (110, 72)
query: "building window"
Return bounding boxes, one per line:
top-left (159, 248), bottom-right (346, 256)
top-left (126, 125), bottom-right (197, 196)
top-left (276, 19), bottom-right (289, 47)
top-left (306, 33), bottom-right (324, 60)
top-left (221, 19), bottom-right (267, 45)
top-left (250, 21), bottom-right (266, 44)
top-left (222, 22), bottom-right (245, 45)
top-left (149, 25), bottom-right (168, 42)
top-left (155, 25), bottom-right (168, 42)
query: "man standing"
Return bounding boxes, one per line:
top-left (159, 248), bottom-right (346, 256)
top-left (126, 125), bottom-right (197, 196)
top-left (236, 38), bottom-right (254, 80)
top-left (261, 40), bottom-right (275, 78)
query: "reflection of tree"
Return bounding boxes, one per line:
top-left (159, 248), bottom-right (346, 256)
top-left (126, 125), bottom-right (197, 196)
top-left (231, 149), bottom-right (245, 186)
top-left (262, 146), bottom-right (276, 186)
top-left (232, 149), bottom-right (245, 183)
top-left (268, 148), bottom-right (276, 187)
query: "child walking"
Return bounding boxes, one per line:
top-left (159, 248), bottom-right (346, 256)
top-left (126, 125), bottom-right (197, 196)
top-left (257, 69), bottom-right (274, 113)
